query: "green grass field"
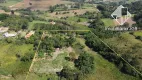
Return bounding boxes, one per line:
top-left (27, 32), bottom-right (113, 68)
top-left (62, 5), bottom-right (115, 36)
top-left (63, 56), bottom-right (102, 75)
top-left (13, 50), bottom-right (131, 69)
top-left (0, 41), bottom-right (33, 77)
top-left (28, 20), bottom-right (49, 30)
top-left (126, 0), bottom-right (137, 3)
top-left (133, 31), bottom-right (142, 37)
top-left (0, 0), bottom-right (22, 7)
top-left (105, 32), bottom-right (142, 52)
top-left (85, 53), bottom-right (140, 80)
top-left (27, 73), bottom-right (59, 80)
top-left (102, 18), bottom-right (115, 27)
top-left (75, 37), bottom-right (140, 80)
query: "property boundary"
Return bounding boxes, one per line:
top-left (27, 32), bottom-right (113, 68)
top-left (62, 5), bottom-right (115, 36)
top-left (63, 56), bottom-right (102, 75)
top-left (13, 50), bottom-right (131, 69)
top-left (25, 30), bottom-right (142, 80)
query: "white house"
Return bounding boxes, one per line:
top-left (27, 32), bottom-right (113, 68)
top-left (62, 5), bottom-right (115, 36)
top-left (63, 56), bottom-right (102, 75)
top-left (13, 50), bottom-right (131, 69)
top-left (3, 32), bottom-right (17, 37)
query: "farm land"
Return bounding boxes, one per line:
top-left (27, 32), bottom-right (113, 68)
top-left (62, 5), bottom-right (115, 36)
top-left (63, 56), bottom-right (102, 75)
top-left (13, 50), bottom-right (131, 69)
top-left (0, 0), bottom-right (142, 80)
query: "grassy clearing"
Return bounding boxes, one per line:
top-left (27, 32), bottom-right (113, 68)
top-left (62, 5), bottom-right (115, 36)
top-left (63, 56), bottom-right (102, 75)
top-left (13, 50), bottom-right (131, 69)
top-left (0, 0), bottom-right (22, 7)
top-left (126, 0), bottom-right (137, 3)
top-left (105, 32), bottom-right (142, 64)
top-left (27, 73), bottom-right (58, 80)
top-left (28, 20), bottom-right (49, 30)
top-left (32, 52), bottom-right (74, 74)
top-left (133, 31), bottom-right (142, 37)
top-left (85, 53), bottom-right (140, 80)
top-left (106, 32), bottom-right (142, 48)
top-left (0, 42), bottom-right (33, 76)
top-left (102, 18), bottom-right (115, 27)
top-left (105, 32), bottom-right (141, 52)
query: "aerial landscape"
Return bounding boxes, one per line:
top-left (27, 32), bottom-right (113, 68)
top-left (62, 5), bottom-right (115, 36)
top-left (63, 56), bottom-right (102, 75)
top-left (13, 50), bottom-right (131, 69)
top-left (0, 0), bottom-right (142, 80)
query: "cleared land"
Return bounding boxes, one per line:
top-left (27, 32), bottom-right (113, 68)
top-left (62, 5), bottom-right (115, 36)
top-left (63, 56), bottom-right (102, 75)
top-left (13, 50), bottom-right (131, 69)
top-left (10, 0), bottom-right (74, 10)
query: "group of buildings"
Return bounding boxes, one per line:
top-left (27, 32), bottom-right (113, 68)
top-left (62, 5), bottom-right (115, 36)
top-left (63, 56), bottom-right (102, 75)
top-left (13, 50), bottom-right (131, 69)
top-left (0, 27), bottom-right (35, 38)
top-left (0, 27), bottom-right (16, 37)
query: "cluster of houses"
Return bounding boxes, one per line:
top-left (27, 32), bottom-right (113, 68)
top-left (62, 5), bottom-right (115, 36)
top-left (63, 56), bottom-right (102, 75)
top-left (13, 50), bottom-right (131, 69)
top-left (0, 27), bottom-right (35, 39)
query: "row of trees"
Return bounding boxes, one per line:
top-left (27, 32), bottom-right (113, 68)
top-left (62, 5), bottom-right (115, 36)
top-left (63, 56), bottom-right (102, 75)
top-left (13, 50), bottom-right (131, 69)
top-left (33, 20), bottom-right (81, 31)
top-left (38, 34), bottom-right (75, 54)
top-left (97, 4), bottom-right (118, 18)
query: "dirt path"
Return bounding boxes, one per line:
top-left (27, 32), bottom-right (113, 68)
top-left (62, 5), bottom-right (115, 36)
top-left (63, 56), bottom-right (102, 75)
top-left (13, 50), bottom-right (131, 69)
top-left (25, 32), bottom-right (45, 80)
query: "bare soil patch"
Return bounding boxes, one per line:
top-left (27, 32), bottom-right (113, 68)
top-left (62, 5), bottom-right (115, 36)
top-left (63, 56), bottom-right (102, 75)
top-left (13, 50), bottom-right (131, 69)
top-left (11, 0), bottom-right (74, 10)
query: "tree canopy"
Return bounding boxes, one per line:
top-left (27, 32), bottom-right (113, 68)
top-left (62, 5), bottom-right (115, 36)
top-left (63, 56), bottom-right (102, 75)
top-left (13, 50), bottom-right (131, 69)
top-left (75, 52), bottom-right (95, 74)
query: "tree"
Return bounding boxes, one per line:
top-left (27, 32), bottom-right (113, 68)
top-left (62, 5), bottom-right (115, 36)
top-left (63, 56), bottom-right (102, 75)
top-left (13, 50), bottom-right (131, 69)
top-left (69, 52), bottom-right (76, 61)
top-left (123, 22), bottom-right (129, 27)
top-left (77, 18), bottom-right (81, 22)
top-left (89, 14), bottom-right (104, 28)
top-left (11, 10), bottom-right (14, 15)
top-left (60, 67), bottom-right (83, 80)
top-left (49, 6), bottom-right (55, 13)
top-left (3, 16), bottom-right (29, 30)
top-left (75, 53), bottom-right (95, 74)
top-left (0, 13), bottom-right (9, 21)
top-left (97, 5), bottom-right (106, 11)
top-left (133, 12), bottom-right (142, 28)
top-left (20, 52), bottom-right (34, 62)
top-left (136, 36), bottom-right (142, 41)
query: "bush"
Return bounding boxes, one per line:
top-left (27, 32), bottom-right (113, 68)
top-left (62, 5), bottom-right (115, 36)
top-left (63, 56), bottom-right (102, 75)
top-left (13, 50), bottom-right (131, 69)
top-left (60, 67), bottom-right (83, 80)
top-left (136, 36), bottom-right (142, 41)
top-left (75, 53), bottom-right (95, 74)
